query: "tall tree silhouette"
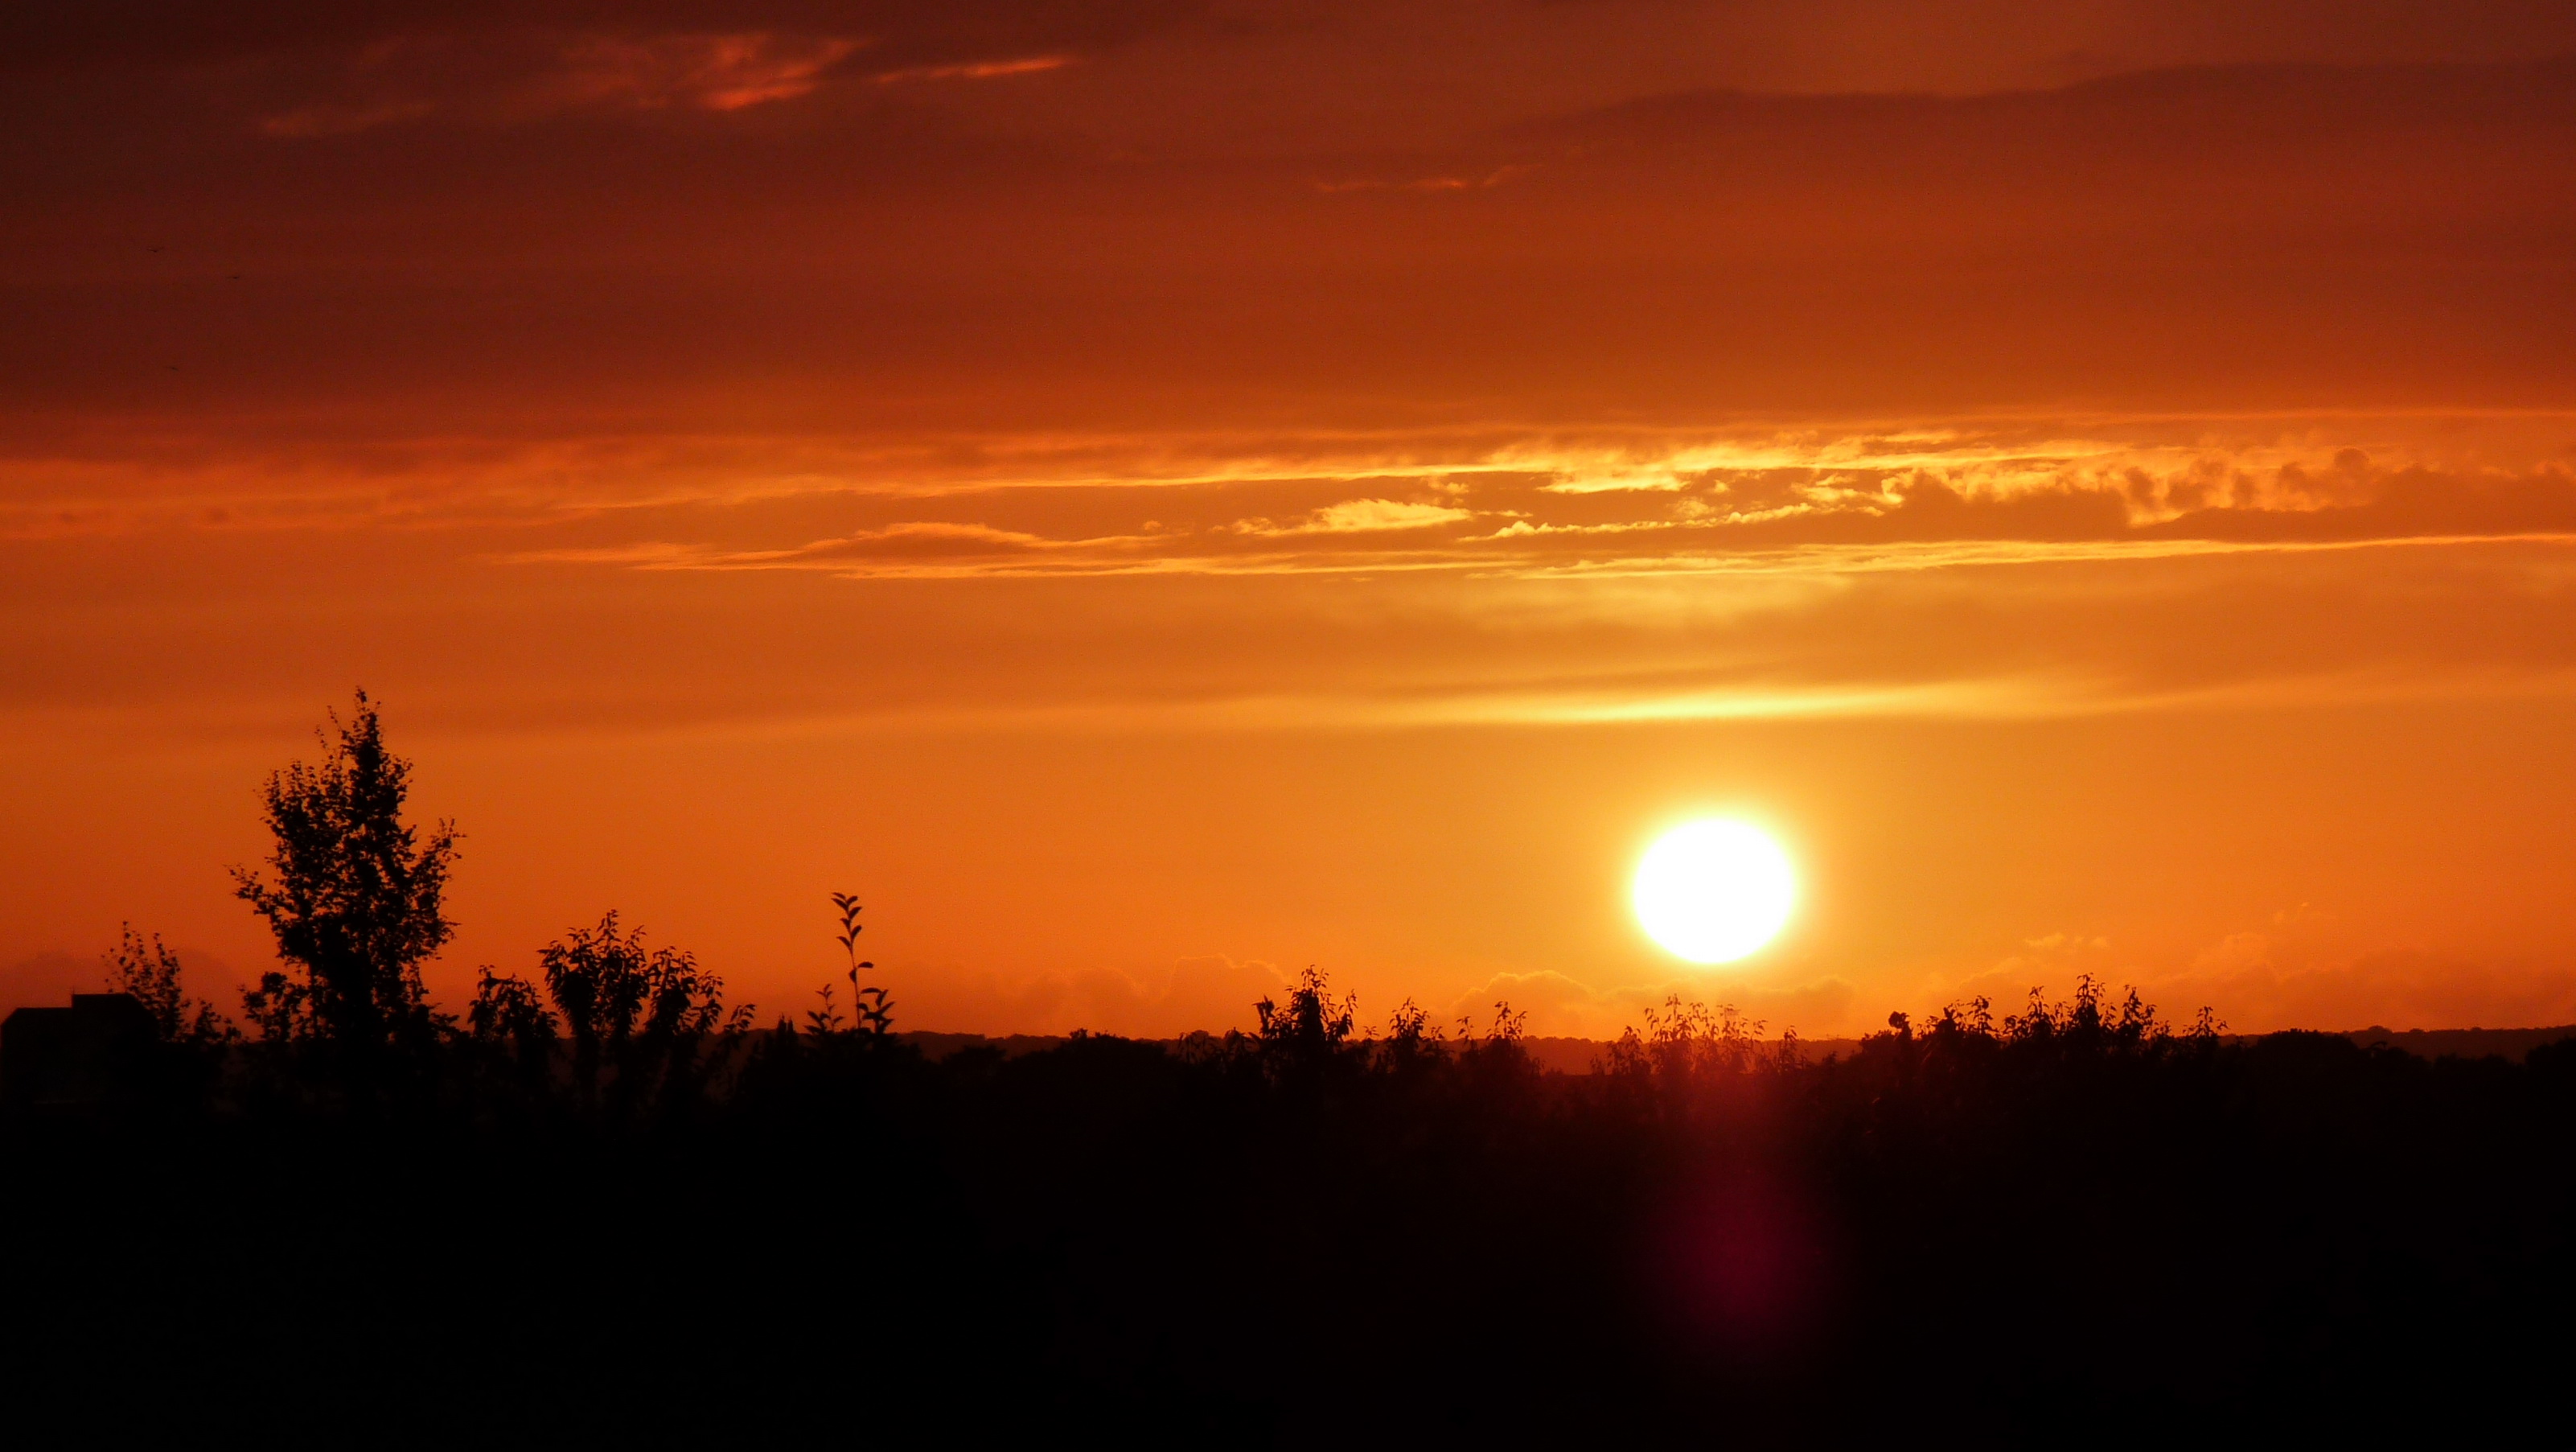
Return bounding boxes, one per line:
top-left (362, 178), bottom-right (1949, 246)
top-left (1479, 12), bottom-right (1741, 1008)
top-left (231, 693), bottom-right (458, 1077)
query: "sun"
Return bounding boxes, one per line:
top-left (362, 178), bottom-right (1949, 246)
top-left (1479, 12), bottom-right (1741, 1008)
top-left (1632, 819), bottom-right (1797, 964)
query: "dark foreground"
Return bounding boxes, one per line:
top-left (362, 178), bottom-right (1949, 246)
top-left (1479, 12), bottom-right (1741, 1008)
top-left (7, 997), bottom-right (2574, 1446)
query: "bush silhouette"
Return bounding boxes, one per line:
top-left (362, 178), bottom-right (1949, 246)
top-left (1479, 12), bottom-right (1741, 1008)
top-left (524, 911), bottom-right (747, 1122)
top-left (101, 924), bottom-right (232, 1046)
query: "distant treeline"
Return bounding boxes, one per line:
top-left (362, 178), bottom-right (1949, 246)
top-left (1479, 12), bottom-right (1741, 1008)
top-left (902, 1022), bottom-right (2576, 1072)
top-left (6, 697), bottom-right (2572, 1442)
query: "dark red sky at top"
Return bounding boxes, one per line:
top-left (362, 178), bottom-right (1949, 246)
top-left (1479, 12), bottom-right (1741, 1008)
top-left (6, 2), bottom-right (2576, 1039)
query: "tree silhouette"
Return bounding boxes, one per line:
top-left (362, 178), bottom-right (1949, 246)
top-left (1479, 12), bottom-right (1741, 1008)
top-left (230, 692), bottom-right (458, 1082)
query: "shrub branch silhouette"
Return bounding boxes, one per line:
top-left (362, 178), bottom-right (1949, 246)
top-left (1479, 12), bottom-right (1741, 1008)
top-left (1253, 965), bottom-right (1360, 1080)
top-left (102, 923), bottom-right (234, 1045)
top-left (467, 965), bottom-right (558, 1091)
top-left (1605, 994), bottom-right (1791, 1083)
top-left (807, 983), bottom-right (847, 1035)
top-left (1378, 997), bottom-right (1444, 1073)
top-left (829, 891), bottom-right (893, 1036)
top-left (537, 911), bottom-right (750, 1122)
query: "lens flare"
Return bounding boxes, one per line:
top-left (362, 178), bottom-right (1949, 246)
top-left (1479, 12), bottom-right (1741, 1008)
top-left (1632, 819), bottom-right (1797, 964)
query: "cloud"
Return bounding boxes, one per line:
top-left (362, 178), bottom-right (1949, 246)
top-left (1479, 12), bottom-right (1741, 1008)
top-left (1903, 918), bottom-right (2576, 1038)
top-left (2187, 948), bottom-right (2576, 1034)
top-left (754, 521), bottom-right (1062, 561)
top-left (49, 422), bottom-right (2576, 595)
top-left (1313, 163), bottom-right (1535, 193)
top-left (0, 951), bottom-right (93, 1015)
top-left (512, 521), bottom-right (1163, 575)
top-left (1477, 519), bottom-right (1672, 541)
top-left (257, 100), bottom-right (440, 138)
top-left (0, 943), bottom-right (244, 1015)
top-left (872, 56), bottom-right (1072, 84)
top-left (2147, 467), bottom-right (2576, 543)
top-left (562, 32), bottom-right (865, 113)
top-left (1236, 499), bottom-right (1477, 536)
top-left (0, 3), bottom-right (1185, 79)
top-left (245, 30), bottom-right (873, 134)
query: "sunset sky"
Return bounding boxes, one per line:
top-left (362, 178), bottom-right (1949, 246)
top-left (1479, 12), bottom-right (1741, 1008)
top-left (7, 2), bottom-right (2576, 1039)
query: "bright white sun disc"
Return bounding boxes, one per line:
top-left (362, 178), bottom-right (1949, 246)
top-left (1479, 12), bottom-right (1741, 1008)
top-left (1632, 820), bottom-right (1797, 964)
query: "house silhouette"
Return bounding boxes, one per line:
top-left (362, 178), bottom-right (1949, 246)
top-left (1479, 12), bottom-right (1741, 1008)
top-left (2, 993), bottom-right (158, 1109)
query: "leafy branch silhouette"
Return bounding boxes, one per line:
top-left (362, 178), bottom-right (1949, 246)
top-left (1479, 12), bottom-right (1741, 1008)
top-left (829, 891), bottom-right (894, 1036)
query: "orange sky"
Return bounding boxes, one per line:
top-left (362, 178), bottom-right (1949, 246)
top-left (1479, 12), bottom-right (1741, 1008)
top-left (7, 2), bottom-right (2576, 1038)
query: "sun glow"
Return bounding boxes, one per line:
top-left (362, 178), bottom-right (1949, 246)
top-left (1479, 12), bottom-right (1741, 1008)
top-left (1632, 819), bottom-right (1797, 964)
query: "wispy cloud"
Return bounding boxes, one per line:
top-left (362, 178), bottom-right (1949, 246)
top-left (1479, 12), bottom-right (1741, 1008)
top-left (253, 31), bottom-right (868, 136)
top-left (566, 33), bottom-right (865, 113)
top-left (257, 100), bottom-right (441, 139)
top-left (1233, 499), bottom-right (1477, 536)
top-left (872, 56), bottom-right (1074, 84)
top-left (515, 520), bottom-right (1133, 569)
top-left (1314, 164), bottom-right (1536, 194)
top-left (17, 415), bottom-right (2576, 572)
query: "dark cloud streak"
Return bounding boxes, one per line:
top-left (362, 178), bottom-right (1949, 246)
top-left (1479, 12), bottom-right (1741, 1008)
top-left (0, 1), bottom-right (1204, 72)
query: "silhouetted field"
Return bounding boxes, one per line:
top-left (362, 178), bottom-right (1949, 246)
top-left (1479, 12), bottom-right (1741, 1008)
top-left (11, 697), bottom-right (2568, 1444)
top-left (6, 978), bottom-right (2574, 1446)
